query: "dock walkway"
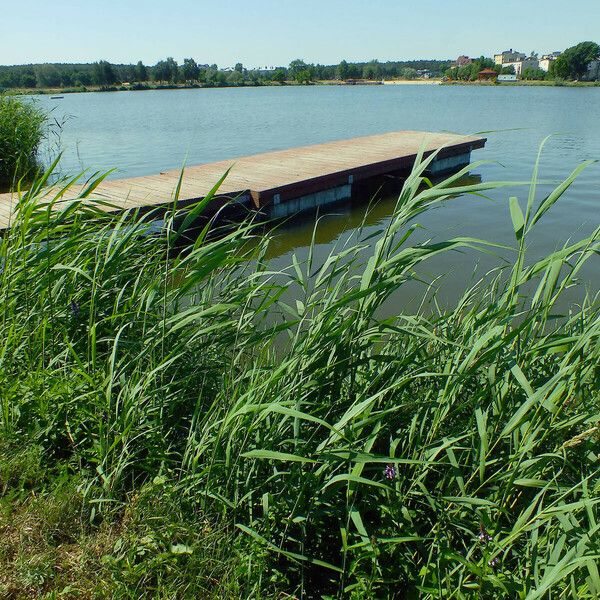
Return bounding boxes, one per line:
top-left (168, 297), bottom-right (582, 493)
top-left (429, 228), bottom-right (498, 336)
top-left (0, 131), bottom-right (485, 231)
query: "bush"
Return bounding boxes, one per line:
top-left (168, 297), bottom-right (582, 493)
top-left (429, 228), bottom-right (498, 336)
top-left (0, 94), bottom-right (46, 190)
top-left (521, 68), bottom-right (548, 81)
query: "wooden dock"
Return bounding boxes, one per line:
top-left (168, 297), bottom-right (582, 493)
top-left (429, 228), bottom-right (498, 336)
top-left (0, 131), bottom-right (486, 231)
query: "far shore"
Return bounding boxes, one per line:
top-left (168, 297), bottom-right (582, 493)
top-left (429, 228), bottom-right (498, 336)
top-left (6, 79), bottom-right (441, 96)
top-left (4, 77), bottom-right (599, 97)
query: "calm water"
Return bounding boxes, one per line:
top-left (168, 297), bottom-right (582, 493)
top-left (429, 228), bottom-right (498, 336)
top-left (34, 85), bottom-right (599, 307)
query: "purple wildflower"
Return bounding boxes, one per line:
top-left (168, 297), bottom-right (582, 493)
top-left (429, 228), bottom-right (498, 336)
top-left (478, 525), bottom-right (493, 543)
top-left (70, 301), bottom-right (80, 316)
top-left (488, 557), bottom-right (500, 568)
top-left (384, 464), bottom-right (396, 480)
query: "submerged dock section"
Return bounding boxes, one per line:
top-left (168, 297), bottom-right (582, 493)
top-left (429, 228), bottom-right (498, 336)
top-left (0, 131), bottom-right (486, 231)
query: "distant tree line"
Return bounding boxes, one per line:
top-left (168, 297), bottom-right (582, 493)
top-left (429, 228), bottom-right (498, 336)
top-left (284, 58), bottom-right (452, 82)
top-left (0, 57), bottom-right (453, 90)
top-left (1, 44), bottom-right (598, 91)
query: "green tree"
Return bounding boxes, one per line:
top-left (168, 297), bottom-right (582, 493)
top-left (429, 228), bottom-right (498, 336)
top-left (288, 59), bottom-right (308, 79)
top-left (337, 59), bottom-right (349, 80)
top-left (521, 68), bottom-right (546, 81)
top-left (167, 57), bottom-right (179, 82)
top-left (234, 62), bottom-right (244, 74)
top-left (347, 63), bottom-right (361, 78)
top-left (92, 61), bottom-right (116, 86)
top-left (20, 72), bottom-right (37, 88)
top-left (182, 58), bottom-right (200, 82)
top-left (401, 67), bottom-right (417, 80)
top-left (153, 61), bottom-right (167, 82)
top-left (455, 65), bottom-right (471, 80)
top-left (271, 68), bottom-right (286, 84)
top-left (73, 70), bottom-right (92, 87)
top-left (227, 70), bottom-right (244, 85)
top-left (104, 61), bottom-right (117, 84)
top-left (135, 61), bottom-right (148, 82)
top-left (153, 58), bottom-right (178, 83)
top-left (295, 69), bottom-right (312, 84)
top-left (363, 60), bottom-right (382, 80)
top-left (34, 64), bottom-right (62, 87)
top-left (203, 67), bottom-right (217, 86)
top-left (553, 41), bottom-right (600, 79)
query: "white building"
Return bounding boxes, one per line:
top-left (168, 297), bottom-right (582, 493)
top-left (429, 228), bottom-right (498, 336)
top-left (494, 49), bottom-right (526, 65)
top-left (502, 56), bottom-right (539, 75)
top-left (539, 52), bottom-right (561, 72)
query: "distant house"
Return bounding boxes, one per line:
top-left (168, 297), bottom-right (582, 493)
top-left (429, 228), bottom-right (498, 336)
top-left (416, 69), bottom-right (432, 79)
top-left (539, 52), bottom-right (561, 72)
top-left (494, 49), bottom-right (526, 65)
top-left (497, 74), bottom-right (517, 82)
top-left (454, 55), bottom-right (472, 67)
top-left (503, 56), bottom-right (539, 75)
top-left (478, 68), bottom-right (498, 81)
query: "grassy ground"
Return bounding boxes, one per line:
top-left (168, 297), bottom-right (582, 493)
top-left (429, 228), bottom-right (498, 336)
top-left (0, 147), bottom-right (598, 598)
top-left (0, 443), bottom-right (245, 598)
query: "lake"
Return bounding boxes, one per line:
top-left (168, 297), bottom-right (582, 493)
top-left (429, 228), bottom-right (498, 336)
top-left (34, 85), bottom-right (599, 308)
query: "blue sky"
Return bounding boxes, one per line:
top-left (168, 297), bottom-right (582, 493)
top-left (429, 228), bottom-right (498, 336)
top-left (2, 0), bottom-right (599, 66)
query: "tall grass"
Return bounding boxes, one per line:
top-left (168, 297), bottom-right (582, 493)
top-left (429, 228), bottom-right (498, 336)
top-left (0, 94), bottom-right (46, 190)
top-left (0, 148), bottom-right (598, 598)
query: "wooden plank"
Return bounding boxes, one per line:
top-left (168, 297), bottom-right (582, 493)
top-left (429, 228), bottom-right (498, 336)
top-left (0, 131), bottom-right (486, 231)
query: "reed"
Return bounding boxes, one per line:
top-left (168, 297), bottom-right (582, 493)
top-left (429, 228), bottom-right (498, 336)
top-left (0, 94), bottom-right (47, 190)
top-left (0, 148), bottom-right (598, 598)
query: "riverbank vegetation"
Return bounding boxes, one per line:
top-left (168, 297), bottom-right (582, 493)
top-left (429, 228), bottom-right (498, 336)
top-left (0, 94), bottom-right (46, 190)
top-left (0, 150), bottom-right (598, 598)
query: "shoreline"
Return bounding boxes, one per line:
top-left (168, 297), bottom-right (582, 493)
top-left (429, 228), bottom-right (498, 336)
top-left (7, 79), bottom-right (438, 96)
top-left (382, 79), bottom-right (441, 85)
top-left (5, 78), bottom-right (599, 97)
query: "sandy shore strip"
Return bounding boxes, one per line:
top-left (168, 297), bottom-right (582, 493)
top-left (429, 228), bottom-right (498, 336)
top-left (382, 79), bottom-right (442, 85)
